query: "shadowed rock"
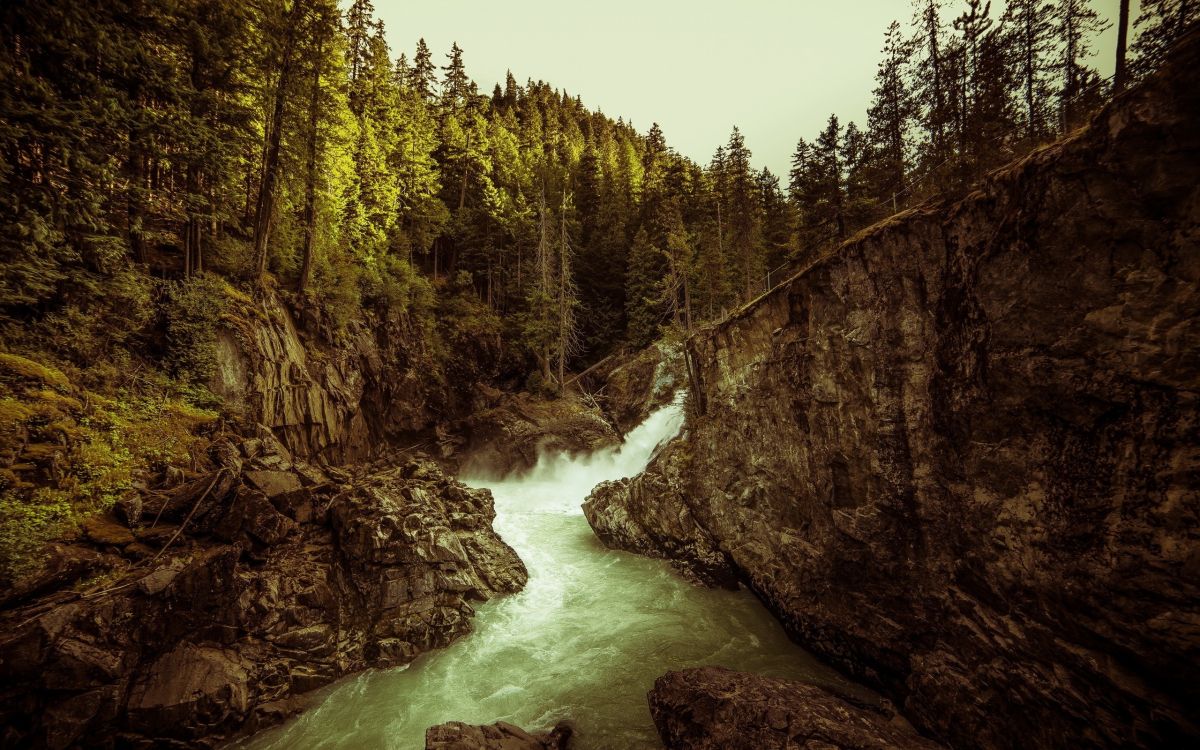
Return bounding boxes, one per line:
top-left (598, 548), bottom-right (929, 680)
top-left (425, 720), bottom-right (574, 750)
top-left (649, 667), bottom-right (941, 750)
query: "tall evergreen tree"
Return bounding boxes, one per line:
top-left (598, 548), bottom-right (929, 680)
top-left (408, 37), bottom-right (437, 100)
top-left (1056, 0), bottom-right (1110, 130)
top-left (1002, 0), bottom-right (1058, 142)
top-left (867, 20), bottom-right (916, 208)
top-left (724, 127), bottom-right (762, 300)
top-left (1131, 1), bottom-right (1198, 76)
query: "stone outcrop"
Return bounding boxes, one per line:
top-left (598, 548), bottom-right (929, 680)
top-left (597, 341), bottom-right (686, 434)
top-left (425, 720), bottom-right (573, 750)
top-left (460, 387), bottom-right (620, 476)
top-left (587, 30), bottom-right (1200, 750)
top-left (0, 435), bottom-right (525, 748)
top-left (649, 667), bottom-right (940, 750)
top-left (209, 292), bottom-right (482, 465)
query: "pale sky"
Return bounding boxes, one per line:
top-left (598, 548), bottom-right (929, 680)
top-left (375, 0), bottom-right (1131, 178)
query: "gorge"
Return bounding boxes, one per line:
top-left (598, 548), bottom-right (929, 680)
top-left (1, 2), bottom-right (1199, 750)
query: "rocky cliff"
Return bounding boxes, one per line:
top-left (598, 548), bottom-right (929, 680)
top-left (208, 293), bottom-right (460, 465)
top-left (586, 30), bottom-right (1200, 750)
top-left (0, 434), bottom-right (525, 748)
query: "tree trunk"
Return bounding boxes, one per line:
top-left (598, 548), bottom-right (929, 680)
top-left (184, 163), bottom-right (201, 276)
top-left (1114, 0), bottom-right (1130, 92)
top-left (252, 3), bottom-right (302, 281)
top-left (682, 271), bottom-right (692, 333)
top-left (298, 28), bottom-right (324, 296)
top-left (558, 193), bottom-right (568, 388)
top-left (458, 130), bottom-right (471, 211)
top-left (128, 134), bottom-right (147, 264)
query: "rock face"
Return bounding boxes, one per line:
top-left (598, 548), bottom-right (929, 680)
top-left (425, 720), bottom-right (573, 750)
top-left (461, 388), bottom-right (620, 476)
top-left (209, 292), bottom-right (479, 465)
top-left (587, 31), bottom-right (1200, 750)
top-left (0, 437), bottom-right (525, 748)
top-left (598, 341), bottom-right (686, 434)
top-left (649, 667), bottom-right (940, 750)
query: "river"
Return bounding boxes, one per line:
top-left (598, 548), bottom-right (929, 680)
top-left (238, 397), bottom-right (853, 749)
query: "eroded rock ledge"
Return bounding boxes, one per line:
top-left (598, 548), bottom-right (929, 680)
top-left (0, 435), bottom-right (525, 748)
top-left (588, 28), bottom-right (1200, 750)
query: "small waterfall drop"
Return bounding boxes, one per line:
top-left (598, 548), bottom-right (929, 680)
top-left (238, 397), bottom-right (849, 749)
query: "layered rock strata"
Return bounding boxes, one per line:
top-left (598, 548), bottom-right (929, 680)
top-left (587, 29), bottom-right (1200, 750)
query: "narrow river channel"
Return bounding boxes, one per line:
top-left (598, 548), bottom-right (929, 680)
top-left (238, 398), bottom-right (854, 749)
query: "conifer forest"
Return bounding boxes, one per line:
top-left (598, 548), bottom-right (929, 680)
top-left (1, 2), bottom-right (1198, 749)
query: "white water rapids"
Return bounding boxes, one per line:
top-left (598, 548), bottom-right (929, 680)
top-left (239, 397), bottom-right (854, 749)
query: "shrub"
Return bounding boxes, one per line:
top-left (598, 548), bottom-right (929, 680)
top-left (162, 273), bottom-right (229, 383)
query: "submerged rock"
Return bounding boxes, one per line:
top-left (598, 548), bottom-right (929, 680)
top-left (0, 443), bottom-right (525, 748)
top-left (425, 720), bottom-right (574, 750)
top-left (649, 667), bottom-right (940, 750)
top-left (588, 29), bottom-right (1200, 750)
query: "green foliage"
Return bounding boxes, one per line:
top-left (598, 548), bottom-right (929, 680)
top-left (0, 350), bottom-right (217, 581)
top-left (360, 254), bottom-right (434, 317)
top-left (162, 274), bottom-right (229, 384)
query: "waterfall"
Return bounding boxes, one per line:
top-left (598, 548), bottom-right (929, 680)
top-left (238, 397), bottom-right (847, 750)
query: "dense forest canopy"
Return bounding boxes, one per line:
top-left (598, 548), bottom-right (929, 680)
top-left (0, 0), bottom-right (1193, 584)
top-left (0, 0), bottom-right (1191, 382)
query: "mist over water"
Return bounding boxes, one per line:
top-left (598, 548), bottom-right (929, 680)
top-left (238, 397), bottom-right (851, 749)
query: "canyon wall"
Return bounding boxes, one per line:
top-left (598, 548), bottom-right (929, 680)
top-left (586, 30), bottom-right (1200, 750)
top-left (208, 294), bottom-right (459, 464)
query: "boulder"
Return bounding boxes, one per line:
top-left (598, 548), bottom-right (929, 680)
top-left (425, 720), bottom-right (574, 750)
top-left (462, 392), bottom-right (619, 476)
top-left (0, 456), bottom-right (530, 748)
top-left (649, 667), bottom-right (940, 750)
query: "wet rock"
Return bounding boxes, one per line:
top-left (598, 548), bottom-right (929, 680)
top-left (649, 667), bottom-right (940, 750)
top-left (600, 340), bottom-right (685, 434)
top-left (587, 32), bottom-right (1200, 750)
top-left (209, 291), bottom-right (475, 465)
top-left (126, 643), bottom-right (252, 739)
top-left (462, 391), bottom-right (619, 475)
top-left (425, 720), bottom-right (574, 750)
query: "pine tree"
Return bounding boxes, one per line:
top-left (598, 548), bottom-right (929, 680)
top-left (866, 20), bottom-right (916, 208)
top-left (442, 42), bottom-right (470, 113)
top-left (912, 0), bottom-right (953, 174)
top-left (625, 227), bottom-right (665, 347)
top-left (409, 38), bottom-right (437, 100)
top-left (757, 169), bottom-right (793, 282)
top-left (1003, 0), bottom-right (1058, 142)
top-left (815, 115), bottom-right (846, 244)
top-left (1131, 1), bottom-right (1198, 77)
top-left (724, 127), bottom-right (762, 300)
top-left (252, 0), bottom-right (306, 279)
top-left (1056, 0), bottom-right (1110, 130)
